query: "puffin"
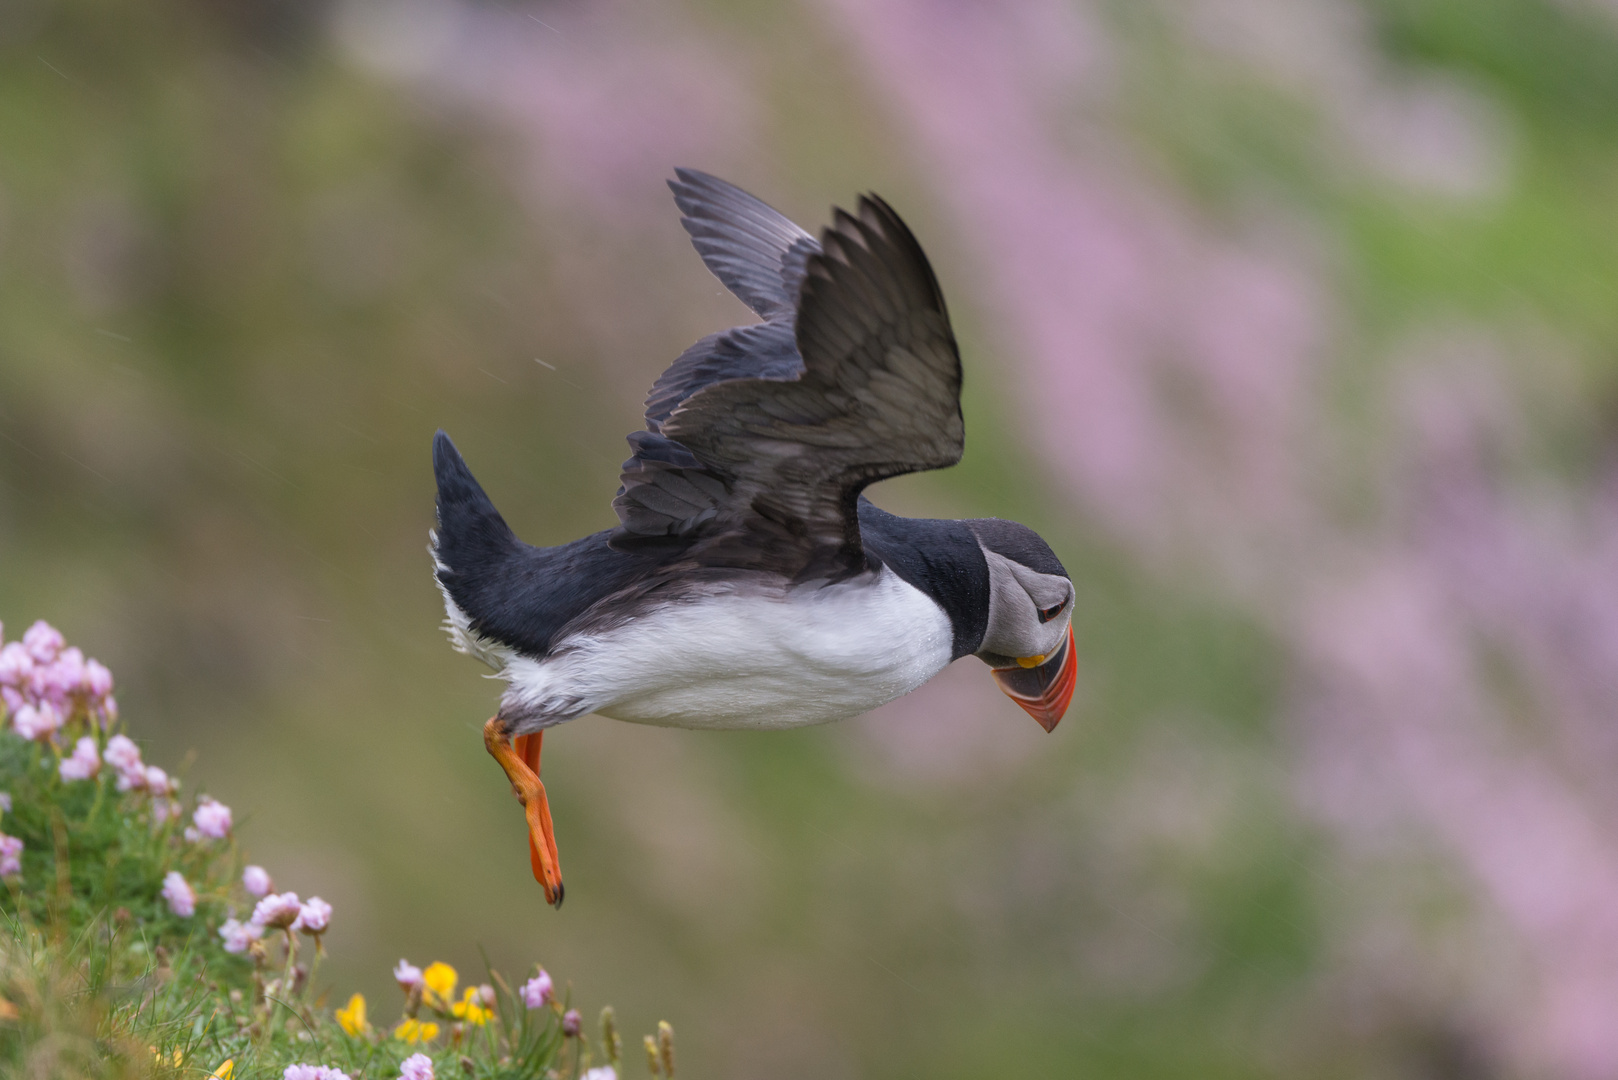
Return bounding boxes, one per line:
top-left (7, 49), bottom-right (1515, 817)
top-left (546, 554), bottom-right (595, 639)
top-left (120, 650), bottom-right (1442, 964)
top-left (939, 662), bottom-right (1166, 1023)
top-left (431, 170), bottom-right (1077, 907)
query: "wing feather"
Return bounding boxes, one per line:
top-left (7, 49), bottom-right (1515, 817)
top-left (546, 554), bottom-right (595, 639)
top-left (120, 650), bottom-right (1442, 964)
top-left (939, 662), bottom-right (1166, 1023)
top-left (613, 181), bottom-right (963, 577)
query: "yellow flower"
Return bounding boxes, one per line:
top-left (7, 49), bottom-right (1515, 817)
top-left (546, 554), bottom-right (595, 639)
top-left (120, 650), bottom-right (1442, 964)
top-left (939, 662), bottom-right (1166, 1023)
top-left (451, 987), bottom-right (492, 1026)
top-left (421, 961), bottom-right (457, 1010)
top-left (212, 1061), bottom-right (235, 1080)
top-left (394, 1018), bottom-right (440, 1044)
top-left (335, 993), bottom-right (367, 1036)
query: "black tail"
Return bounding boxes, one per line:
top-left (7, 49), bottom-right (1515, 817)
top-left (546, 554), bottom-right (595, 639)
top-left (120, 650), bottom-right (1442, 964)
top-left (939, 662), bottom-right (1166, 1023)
top-left (432, 431), bottom-right (520, 593)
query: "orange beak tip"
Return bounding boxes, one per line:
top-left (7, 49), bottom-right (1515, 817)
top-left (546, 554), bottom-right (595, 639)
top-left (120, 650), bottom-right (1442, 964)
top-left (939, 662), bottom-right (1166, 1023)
top-left (992, 624), bottom-right (1078, 733)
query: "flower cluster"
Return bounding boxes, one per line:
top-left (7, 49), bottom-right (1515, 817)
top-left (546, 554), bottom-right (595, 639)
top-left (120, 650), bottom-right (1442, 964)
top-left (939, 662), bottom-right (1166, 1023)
top-left (330, 957), bottom-right (638, 1079)
top-left (0, 619), bottom-right (116, 732)
top-left (209, 881), bottom-right (332, 949)
top-left (284, 1066), bottom-right (351, 1080)
top-left (0, 610), bottom-right (653, 1080)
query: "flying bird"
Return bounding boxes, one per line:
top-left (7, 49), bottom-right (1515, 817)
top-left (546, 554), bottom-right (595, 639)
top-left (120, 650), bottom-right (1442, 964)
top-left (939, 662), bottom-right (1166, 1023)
top-left (431, 170), bottom-right (1077, 907)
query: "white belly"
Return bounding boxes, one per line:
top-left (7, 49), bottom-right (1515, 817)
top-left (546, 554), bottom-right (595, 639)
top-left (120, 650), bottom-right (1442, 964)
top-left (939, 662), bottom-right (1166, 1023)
top-left (496, 568), bottom-right (954, 730)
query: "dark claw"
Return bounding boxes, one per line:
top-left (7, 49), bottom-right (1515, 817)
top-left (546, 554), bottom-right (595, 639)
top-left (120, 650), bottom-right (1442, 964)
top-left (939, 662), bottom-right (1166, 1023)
top-left (551, 882), bottom-right (565, 910)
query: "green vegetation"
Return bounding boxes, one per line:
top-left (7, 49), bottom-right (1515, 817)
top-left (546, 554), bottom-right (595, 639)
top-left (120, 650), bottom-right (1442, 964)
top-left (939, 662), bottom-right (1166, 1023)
top-left (0, 620), bottom-right (649, 1080)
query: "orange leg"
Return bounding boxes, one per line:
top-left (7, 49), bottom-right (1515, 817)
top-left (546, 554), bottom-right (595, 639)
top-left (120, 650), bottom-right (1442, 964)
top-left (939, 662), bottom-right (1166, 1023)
top-left (484, 718), bottom-right (564, 908)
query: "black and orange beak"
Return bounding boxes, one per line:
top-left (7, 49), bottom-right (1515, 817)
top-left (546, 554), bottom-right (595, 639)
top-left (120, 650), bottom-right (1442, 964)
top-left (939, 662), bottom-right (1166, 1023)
top-left (991, 624), bottom-right (1077, 732)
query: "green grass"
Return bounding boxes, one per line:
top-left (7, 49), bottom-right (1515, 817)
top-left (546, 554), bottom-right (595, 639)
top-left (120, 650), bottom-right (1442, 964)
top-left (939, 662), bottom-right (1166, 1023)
top-left (0, 636), bottom-right (659, 1080)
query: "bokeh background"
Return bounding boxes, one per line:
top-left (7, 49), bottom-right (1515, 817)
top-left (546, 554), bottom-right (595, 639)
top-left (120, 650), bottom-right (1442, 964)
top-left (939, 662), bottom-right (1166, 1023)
top-left (5, 0), bottom-right (1618, 1076)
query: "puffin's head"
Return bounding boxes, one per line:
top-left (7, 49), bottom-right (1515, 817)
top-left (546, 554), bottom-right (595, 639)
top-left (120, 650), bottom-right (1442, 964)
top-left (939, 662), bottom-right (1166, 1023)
top-left (968, 519), bottom-right (1077, 732)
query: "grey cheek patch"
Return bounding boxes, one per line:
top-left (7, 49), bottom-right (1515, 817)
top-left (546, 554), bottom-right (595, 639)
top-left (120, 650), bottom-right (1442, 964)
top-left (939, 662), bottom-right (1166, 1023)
top-left (980, 550), bottom-right (1073, 659)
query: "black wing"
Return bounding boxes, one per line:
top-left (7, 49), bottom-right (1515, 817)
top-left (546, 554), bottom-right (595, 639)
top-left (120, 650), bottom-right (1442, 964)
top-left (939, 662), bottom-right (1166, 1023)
top-left (668, 167), bottom-right (817, 321)
top-left (613, 178), bottom-right (964, 578)
top-left (641, 171), bottom-right (819, 432)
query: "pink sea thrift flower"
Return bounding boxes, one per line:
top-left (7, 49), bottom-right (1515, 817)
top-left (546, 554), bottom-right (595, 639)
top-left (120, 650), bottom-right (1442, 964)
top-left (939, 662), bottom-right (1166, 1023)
top-left (293, 896), bottom-right (331, 935)
top-left (58, 736), bottom-right (100, 782)
top-left (581, 1070), bottom-right (616, 1080)
top-left (152, 797), bottom-right (180, 824)
top-left (162, 871), bottom-right (196, 917)
top-left (22, 621), bottom-right (63, 664)
top-left (0, 793), bottom-right (10, 812)
top-left (561, 1009), bottom-right (581, 1036)
top-left (104, 734), bottom-right (140, 771)
top-left (398, 1054), bottom-right (434, 1080)
top-left (394, 960), bottom-right (423, 992)
top-left (0, 834), bottom-right (21, 877)
top-left (11, 703), bottom-right (62, 742)
top-left (144, 765), bottom-right (175, 796)
top-left (521, 970), bottom-right (552, 1009)
top-left (253, 891), bottom-right (302, 929)
top-left (42, 647), bottom-right (86, 705)
top-left (219, 917), bottom-right (263, 954)
top-left (0, 642), bottom-right (32, 687)
top-left (105, 735), bottom-right (146, 790)
top-left (284, 1067), bottom-right (351, 1080)
top-left (84, 658), bottom-right (112, 699)
top-left (192, 797), bottom-right (232, 839)
top-left (243, 865), bottom-right (273, 897)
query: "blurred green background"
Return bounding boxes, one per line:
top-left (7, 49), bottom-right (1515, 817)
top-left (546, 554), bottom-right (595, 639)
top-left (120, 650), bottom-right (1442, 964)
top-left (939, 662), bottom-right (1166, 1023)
top-left (6, 0), bottom-right (1618, 1076)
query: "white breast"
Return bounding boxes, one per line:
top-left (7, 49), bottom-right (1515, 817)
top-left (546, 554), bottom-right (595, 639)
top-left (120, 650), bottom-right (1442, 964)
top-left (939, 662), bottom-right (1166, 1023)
top-left (493, 568), bottom-right (955, 730)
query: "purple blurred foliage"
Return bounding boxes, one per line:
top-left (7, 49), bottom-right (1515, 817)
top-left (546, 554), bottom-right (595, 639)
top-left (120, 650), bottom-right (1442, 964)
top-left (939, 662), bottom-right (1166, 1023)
top-left (818, 0), bottom-right (1326, 571)
top-left (1298, 343), bottom-right (1618, 1078)
top-left (333, 0), bottom-right (751, 214)
top-left (324, 0), bottom-right (1618, 1072)
top-left (816, 0), bottom-right (1618, 1074)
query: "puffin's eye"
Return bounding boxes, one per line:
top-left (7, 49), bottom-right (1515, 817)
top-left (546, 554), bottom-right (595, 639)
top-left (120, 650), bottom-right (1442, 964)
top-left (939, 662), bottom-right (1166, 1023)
top-left (1037, 599), bottom-right (1066, 624)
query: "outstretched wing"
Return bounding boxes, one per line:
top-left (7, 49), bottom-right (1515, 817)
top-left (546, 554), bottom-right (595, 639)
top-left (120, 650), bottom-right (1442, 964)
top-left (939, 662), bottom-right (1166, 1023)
top-left (613, 182), bottom-right (964, 578)
top-left (669, 167), bottom-right (818, 321)
top-left (640, 171), bottom-right (819, 432)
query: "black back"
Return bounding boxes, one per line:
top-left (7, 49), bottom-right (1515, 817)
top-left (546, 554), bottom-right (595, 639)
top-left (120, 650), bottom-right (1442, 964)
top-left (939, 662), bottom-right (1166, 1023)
top-left (434, 432), bottom-right (667, 657)
top-left (435, 432), bottom-right (997, 662)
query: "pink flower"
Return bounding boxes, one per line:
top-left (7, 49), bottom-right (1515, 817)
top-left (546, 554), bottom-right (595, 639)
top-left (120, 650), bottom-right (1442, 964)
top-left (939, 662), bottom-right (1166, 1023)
top-left (521, 970), bottom-right (552, 1009)
top-left (561, 1009), bottom-right (581, 1037)
top-left (143, 765), bottom-right (175, 796)
top-left (0, 834), bottom-right (21, 877)
top-left (0, 643), bottom-right (32, 688)
top-left (162, 871), bottom-right (195, 917)
top-left (152, 797), bottom-right (180, 824)
top-left (394, 960), bottom-right (423, 992)
top-left (219, 917), bottom-right (263, 954)
top-left (12, 703), bottom-right (62, 742)
top-left (581, 1070), bottom-right (616, 1080)
top-left (0, 793), bottom-right (10, 812)
top-left (293, 896), bottom-right (331, 935)
top-left (243, 865), bottom-right (273, 897)
top-left (43, 648), bottom-right (86, 703)
top-left (398, 1054), bottom-right (434, 1080)
top-left (252, 891), bottom-right (302, 930)
top-left (58, 736), bottom-right (100, 782)
top-left (284, 1067), bottom-right (351, 1080)
top-left (21, 621), bottom-right (63, 664)
top-left (105, 735), bottom-right (146, 790)
top-left (84, 659), bottom-right (113, 699)
top-left (104, 734), bottom-right (140, 771)
top-left (192, 797), bottom-right (232, 839)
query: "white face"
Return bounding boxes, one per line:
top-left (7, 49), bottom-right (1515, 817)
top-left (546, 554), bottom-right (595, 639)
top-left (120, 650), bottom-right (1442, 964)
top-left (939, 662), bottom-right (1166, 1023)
top-left (978, 549), bottom-right (1074, 665)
